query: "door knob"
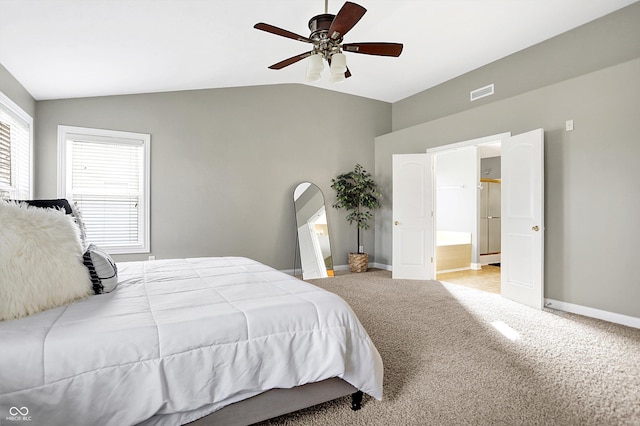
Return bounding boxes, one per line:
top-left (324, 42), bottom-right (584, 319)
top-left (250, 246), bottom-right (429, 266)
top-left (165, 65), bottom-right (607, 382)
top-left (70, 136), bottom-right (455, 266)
top-left (394, 221), bottom-right (400, 226)
top-left (532, 225), bottom-right (540, 232)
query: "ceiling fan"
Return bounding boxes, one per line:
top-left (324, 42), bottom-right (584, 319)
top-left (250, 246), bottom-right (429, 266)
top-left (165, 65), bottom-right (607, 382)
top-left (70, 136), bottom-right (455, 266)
top-left (254, 1), bottom-right (403, 82)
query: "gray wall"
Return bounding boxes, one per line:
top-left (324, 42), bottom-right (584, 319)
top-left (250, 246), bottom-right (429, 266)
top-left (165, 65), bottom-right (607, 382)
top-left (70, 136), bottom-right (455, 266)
top-left (35, 84), bottom-right (390, 269)
top-left (0, 63), bottom-right (36, 120)
top-left (375, 57), bottom-right (640, 318)
top-left (5, 2), bottom-right (639, 320)
top-left (481, 157), bottom-right (501, 180)
top-left (392, 2), bottom-right (640, 132)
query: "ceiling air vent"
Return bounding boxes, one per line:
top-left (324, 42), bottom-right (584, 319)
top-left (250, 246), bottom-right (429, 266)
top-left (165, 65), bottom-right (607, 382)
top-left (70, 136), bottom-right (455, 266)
top-left (470, 84), bottom-right (494, 102)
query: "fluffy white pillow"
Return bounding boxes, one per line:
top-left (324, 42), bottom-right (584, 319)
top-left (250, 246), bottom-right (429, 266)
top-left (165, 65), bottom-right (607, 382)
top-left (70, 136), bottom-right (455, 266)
top-left (0, 201), bottom-right (92, 321)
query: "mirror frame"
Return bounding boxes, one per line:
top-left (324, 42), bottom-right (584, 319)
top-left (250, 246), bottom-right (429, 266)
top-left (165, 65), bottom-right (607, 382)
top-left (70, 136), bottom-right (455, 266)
top-left (293, 182), bottom-right (334, 279)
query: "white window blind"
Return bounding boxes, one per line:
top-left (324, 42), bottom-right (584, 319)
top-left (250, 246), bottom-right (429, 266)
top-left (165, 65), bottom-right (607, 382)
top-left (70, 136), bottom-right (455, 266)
top-left (58, 126), bottom-right (150, 254)
top-left (0, 121), bottom-right (10, 187)
top-left (0, 91), bottom-right (32, 200)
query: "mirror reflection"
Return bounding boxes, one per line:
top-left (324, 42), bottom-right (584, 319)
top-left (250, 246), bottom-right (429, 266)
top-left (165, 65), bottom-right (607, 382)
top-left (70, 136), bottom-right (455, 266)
top-left (293, 182), bottom-right (334, 279)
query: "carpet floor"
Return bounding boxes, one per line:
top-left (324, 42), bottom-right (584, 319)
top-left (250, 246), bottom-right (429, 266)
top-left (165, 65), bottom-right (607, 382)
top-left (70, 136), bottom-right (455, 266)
top-left (258, 269), bottom-right (640, 426)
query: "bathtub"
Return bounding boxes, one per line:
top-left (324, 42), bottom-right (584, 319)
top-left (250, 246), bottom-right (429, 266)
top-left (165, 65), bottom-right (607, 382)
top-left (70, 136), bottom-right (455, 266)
top-left (436, 231), bottom-right (472, 272)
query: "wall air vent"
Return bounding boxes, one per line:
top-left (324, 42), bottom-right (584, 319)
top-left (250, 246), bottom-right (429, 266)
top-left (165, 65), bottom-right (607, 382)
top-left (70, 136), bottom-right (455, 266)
top-left (470, 84), bottom-right (494, 102)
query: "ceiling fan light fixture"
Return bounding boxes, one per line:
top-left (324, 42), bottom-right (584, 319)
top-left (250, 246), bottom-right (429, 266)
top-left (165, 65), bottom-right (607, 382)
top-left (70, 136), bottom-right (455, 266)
top-left (309, 53), bottom-right (324, 73)
top-left (329, 52), bottom-right (347, 74)
top-left (330, 72), bottom-right (346, 83)
top-left (306, 54), bottom-right (324, 81)
top-left (306, 71), bottom-right (321, 82)
top-left (255, 2), bottom-right (403, 82)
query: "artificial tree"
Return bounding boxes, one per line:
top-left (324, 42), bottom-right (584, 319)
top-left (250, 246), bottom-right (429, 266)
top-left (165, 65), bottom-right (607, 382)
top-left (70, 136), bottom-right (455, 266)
top-left (331, 164), bottom-right (381, 270)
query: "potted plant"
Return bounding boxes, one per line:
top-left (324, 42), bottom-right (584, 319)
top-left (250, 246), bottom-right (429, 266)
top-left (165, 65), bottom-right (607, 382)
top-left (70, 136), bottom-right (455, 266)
top-left (331, 164), bottom-right (381, 272)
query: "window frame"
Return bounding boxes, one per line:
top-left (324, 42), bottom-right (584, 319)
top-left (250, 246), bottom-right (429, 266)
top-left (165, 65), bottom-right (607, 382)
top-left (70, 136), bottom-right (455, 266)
top-left (57, 125), bottom-right (150, 254)
top-left (0, 90), bottom-right (33, 199)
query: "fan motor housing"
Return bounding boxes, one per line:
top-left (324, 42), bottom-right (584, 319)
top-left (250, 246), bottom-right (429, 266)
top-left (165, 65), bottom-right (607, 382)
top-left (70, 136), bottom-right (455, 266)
top-left (308, 14), bottom-right (336, 38)
top-left (308, 14), bottom-right (334, 31)
top-left (308, 13), bottom-right (342, 56)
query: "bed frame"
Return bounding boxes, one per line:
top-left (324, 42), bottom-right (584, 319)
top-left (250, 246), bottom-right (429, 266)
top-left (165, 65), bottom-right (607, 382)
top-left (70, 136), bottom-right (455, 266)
top-left (187, 378), bottom-right (362, 425)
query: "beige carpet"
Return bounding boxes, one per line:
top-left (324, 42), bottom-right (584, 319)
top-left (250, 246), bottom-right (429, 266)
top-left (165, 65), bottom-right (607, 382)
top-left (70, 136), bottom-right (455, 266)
top-left (258, 269), bottom-right (640, 425)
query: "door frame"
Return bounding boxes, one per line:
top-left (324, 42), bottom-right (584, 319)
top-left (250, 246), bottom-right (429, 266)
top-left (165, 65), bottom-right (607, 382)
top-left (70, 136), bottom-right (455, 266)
top-left (427, 132), bottom-right (510, 274)
top-left (391, 130), bottom-right (545, 308)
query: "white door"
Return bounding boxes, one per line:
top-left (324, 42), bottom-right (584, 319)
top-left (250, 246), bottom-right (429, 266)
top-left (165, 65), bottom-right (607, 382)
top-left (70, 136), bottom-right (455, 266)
top-left (392, 154), bottom-right (434, 279)
top-left (501, 128), bottom-right (544, 309)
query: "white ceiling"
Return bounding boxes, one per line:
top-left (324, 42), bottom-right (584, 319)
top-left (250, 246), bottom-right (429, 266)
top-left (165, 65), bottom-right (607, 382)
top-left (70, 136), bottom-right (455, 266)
top-left (0, 0), bottom-right (636, 103)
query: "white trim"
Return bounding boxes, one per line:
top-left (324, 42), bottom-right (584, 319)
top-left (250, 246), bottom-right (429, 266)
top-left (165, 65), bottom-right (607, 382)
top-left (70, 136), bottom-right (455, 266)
top-left (0, 91), bottom-right (32, 123)
top-left (57, 125), bottom-right (151, 254)
top-left (335, 262), bottom-right (391, 272)
top-left (371, 262), bottom-right (392, 271)
top-left (480, 253), bottom-right (501, 265)
top-left (544, 298), bottom-right (640, 329)
top-left (426, 132), bottom-right (511, 154)
top-left (286, 263), bottom-right (394, 275)
top-left (428, 132), bottom-right (510, 290)
top-left (438, 267), bottom-right (471, 274)
top-left (0, 90), bottom-right (33, 199)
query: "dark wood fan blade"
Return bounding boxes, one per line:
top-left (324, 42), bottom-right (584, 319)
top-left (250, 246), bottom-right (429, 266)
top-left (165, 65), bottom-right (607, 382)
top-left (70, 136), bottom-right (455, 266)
top-left (328, 2), bottom-right (366, 40)
top-left (342, 42), bottom-right (403, 57)
top-left (254, 23), bottom-right (312, 43)
top-left (268, 52), bottom-right (313, 70)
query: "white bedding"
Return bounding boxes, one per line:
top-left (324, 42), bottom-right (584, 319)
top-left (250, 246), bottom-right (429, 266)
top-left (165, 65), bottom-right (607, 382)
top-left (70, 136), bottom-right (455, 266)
top-left (0, 257), bottom-right (383, 426)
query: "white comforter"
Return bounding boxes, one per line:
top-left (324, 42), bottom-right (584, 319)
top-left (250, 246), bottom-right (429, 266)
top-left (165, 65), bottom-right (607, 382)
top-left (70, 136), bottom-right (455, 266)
top-left (0, 257), bottom-right (383, 426)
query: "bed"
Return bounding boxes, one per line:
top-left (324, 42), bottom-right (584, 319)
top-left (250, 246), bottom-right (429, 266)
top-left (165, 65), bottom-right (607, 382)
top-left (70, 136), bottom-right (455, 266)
top-left (0, 256), bottom-right (383, 425)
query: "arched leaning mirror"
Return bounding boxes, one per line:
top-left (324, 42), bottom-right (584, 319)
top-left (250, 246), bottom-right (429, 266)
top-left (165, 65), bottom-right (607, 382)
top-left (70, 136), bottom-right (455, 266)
top-left (293, 182), bottom-right (334, 279)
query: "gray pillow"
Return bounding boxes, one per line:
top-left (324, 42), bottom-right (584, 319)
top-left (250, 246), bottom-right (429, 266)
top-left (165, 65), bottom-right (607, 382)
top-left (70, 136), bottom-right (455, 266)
top-left (83, 244), bottom-right (118, 294)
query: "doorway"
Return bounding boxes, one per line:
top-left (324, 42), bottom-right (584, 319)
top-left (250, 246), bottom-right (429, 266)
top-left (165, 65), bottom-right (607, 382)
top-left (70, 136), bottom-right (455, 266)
top-left (392, 128), bottom-right (544, 309)
top-left (434, 134), bottom-right (509, 294)
top-left (432, 138), bottom-right (503, 294)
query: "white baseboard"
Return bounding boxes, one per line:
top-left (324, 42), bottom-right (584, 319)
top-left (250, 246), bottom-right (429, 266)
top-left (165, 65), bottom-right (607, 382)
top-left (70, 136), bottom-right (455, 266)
top-left (335, 262), bottom-right (392, 271)
top-left (544, 298), bottom-right (640, 329)
top-left (480, 254), bottom-right (501, 265)
top-left (372, 262), bottom-right (392, 271)
top-left (438, 267), bottom-right (470, 274)
top-left (285, 263), bottom-right (391, 276)
top-left (470, 263), bottom-right (482, 270)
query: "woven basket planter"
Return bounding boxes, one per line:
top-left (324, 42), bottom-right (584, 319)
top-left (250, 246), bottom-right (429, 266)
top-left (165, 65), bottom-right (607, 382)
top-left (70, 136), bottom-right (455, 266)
top-left (348, 253), bottom-right (369, 273)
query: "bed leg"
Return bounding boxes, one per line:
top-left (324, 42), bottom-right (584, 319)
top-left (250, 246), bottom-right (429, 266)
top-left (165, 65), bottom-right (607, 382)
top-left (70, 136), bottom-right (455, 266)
top-left (351, 390), bottom-right (363, 411)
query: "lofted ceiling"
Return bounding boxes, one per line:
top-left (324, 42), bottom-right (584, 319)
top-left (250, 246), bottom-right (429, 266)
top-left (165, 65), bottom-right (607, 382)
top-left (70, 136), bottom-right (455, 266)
top-left (0, 0), bottom-right (637, 103)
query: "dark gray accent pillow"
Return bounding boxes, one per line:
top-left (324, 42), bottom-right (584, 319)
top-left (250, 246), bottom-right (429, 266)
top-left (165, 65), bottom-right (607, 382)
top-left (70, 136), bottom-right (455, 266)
top-left (16, 198), bottom-right (73, 214)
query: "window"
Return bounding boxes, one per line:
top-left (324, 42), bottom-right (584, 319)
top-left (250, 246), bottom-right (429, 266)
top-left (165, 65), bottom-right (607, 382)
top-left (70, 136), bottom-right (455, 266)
top-left (58, 126), bottom-right (150, 254)
top-left (0, 91), bottom-right (32, 200)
